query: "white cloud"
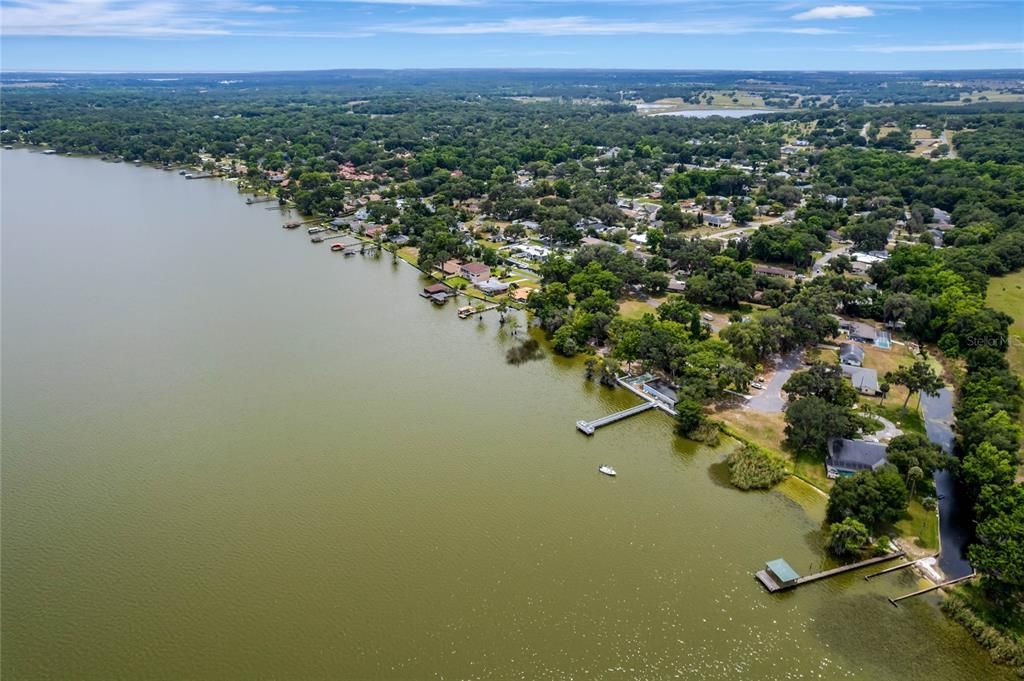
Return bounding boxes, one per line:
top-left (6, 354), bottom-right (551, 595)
top-left (859, 41), bottom-right (1024, 53)
top-left (793, 4), bottom-right (874, 20)
top-left (378, 16), bottom-right (841, 36)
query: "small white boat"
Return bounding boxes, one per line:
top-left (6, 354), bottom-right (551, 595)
top-left (598, 465), bottom-right (617, 477)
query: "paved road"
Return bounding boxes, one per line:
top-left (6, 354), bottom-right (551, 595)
top-left (921, 388), bottom-right (974, 580)
top-left (747, 350), bottom-right (803, 413)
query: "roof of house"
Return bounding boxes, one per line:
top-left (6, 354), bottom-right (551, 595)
top-left (477, 278), bottom-right (510, 293)
top-left (848, 321), bottom-right (878, 340)
top-left (461, 262), bottom-right (490, 275)
top-left (423, 283), bottom-right (451, 294)
top-left (754, 264), bottom-right (796, 278)
top-left (839, 342), bottom-right (865, 362)
top-left (827, 437), bottom-right (888, 471)
top-left (510, 288), bottom-right (532, 301)
top-left (766, 559), bottom-right (800, 582)
top-left (841, 364), bottom-right (879, 393)
top-left (442, 259), bottom-right (462, 274)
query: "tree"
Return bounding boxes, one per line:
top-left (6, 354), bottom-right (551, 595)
top-left (829, 518), bottom-right (871, 557)
top-left (783, 363), bottom-right (858, 407)
top-left (906, 465), bottom-right (924, 500)
top-left (675, 398), bottom-right (706, 436)
top-left (826, 466), bottom-right (909, 530)
top-left (784, 396), bottom-right (861, 454)
top-left (885, 359), bottom-right (944, 412)
top-left (886, 433), bottom-right (949, 478)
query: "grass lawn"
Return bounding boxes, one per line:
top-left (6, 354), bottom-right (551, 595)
top-left (910, 128), bottom-right (934, 140)
top-left (862, 402), bottom-right (926, 436)
top-left (986, 269), bottom-right (1024, 428)
top-left (894, 499), bottom-right (939, 552)
top-left (618, 299), bottom-right (659, 319)
top-left (861, 342), bottom-right (915, 407)
top-left (445, 275), bottom-right (471, 288)
top-left (396, 246), bottom-right (419, 266)
top-left (792, 452), bottom-right (834, 493)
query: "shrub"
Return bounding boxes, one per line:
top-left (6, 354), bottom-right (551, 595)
top-left (726, 444), bottom-right (788, 490)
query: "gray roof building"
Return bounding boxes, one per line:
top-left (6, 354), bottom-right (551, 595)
top-left (839, 342), bottom-right (865, 366)
top-left (841, 364), bottom-right (880, 395)
top-left (826, 437), bottom-right (888, 478)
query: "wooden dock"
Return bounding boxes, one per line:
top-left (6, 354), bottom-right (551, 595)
top-left (246, 195), bottom-right (276, 205)
top-left (888, 572), bottom-right (976, 606)
top-left (576, 401), bottom-right (656, 435)
top-left (756, 551), bottom-right (906, 593)
top-left (457, 304), bottom-right (499, 319)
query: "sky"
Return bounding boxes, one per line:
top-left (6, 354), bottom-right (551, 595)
top-left (1, 1), bottom-right (1022, 72)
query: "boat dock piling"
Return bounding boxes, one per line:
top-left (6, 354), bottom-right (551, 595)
top-left (576, 401), bottom-right (656, 435)
top-left (756, 551), bottom-right (906, 593)
top-left (888, 572), bottom-right (977, 606)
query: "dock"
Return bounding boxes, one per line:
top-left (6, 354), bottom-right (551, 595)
top-left (184, 172), bottom-right (214, 179)
top-left (576, 401), bottom-right (656, 435)
top-left (888, 572), bottom-right (976, 606)
top-left (457, 304), bottom-right (499, 319)
top-left (756, 551), bottom-right (905, 593)
top-left (246, 195), bottom-right (276, 205)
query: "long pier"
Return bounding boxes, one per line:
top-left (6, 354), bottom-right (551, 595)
top-left (576, 401), bottom-right (656, 435)
top-left (756, 551), bottom-right (906, 593)
top-left (246, 195), bottom-right (276, 204)
top-left (888, 572), bottom-right (976, 606)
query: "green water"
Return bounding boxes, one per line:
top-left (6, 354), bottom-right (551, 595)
top-left (1, 149), bottom-right (1009, 680)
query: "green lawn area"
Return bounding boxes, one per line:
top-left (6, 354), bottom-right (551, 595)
top-left (986, 269), bottom-right (1024, 424)
top-left (618, 299), bottom-right (659, 319)
top-left (445, 275), bottom-right (471, 288)
top-left (894, 499), bottom-right (939, 552)
top-left (860, 402), bottom-right (926, 437)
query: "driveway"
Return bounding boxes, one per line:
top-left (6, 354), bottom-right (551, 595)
top-left (747, 350), bottom-right (803, 413)
top-left (813, 244), bottom-right (849, 274)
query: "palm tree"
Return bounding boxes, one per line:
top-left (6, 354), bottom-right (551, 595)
top-left (878, 382), bottom-right (890, 405)
top-left (907, 466), bottom-right (924, 500)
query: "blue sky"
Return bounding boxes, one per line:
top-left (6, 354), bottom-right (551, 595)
top-left (1, 1), bottom-right (1022, 71)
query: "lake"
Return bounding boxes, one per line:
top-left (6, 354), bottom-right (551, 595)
top-left (1, 149), bottom-right (1008, 680)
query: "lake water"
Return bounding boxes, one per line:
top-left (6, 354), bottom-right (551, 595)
top-left (1, 149), bottom-right (1009, 680)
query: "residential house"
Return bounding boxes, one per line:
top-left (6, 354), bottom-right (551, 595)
top-left (460, 262), bottom-right (491, 284)
top-left (841, 364), bottom-right (880, 395)
top-left (510, 287), bottom-right (532, 303)
top-left (705, 213), bottom-right (733, 228)
top-left (839, 343), bottom-right (865, 367)
top-left (826, 437), bottom-right (888, 478)
top-left (477, 278), bottom-right (510, 295)
top-left (754, 264), bottom-right (796, 279)
top-left (441, 259), bottom-right (463, 277)
top-left (847, 321), bottom-right (878, 343)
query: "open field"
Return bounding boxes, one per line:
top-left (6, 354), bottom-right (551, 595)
top-left (986, 270), bottom-right (1024, 417)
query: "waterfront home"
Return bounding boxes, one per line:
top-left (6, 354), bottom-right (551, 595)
top-left (460, 262), bottom-right (491, 284)
top-left (363, 225), bottom-right (387, 238)
top-left (841, 364), bottom-right (880, 396)
top-left (839, 343), bottom-right (865, 367)
top-left (510, 287), bottom-right (532, 303)
top-left (441, 259), bottom-right (463, 276)
top-left (477, 278), bottom-right (510, 295)
top-left (826, 437), bottom-right (888, 478)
